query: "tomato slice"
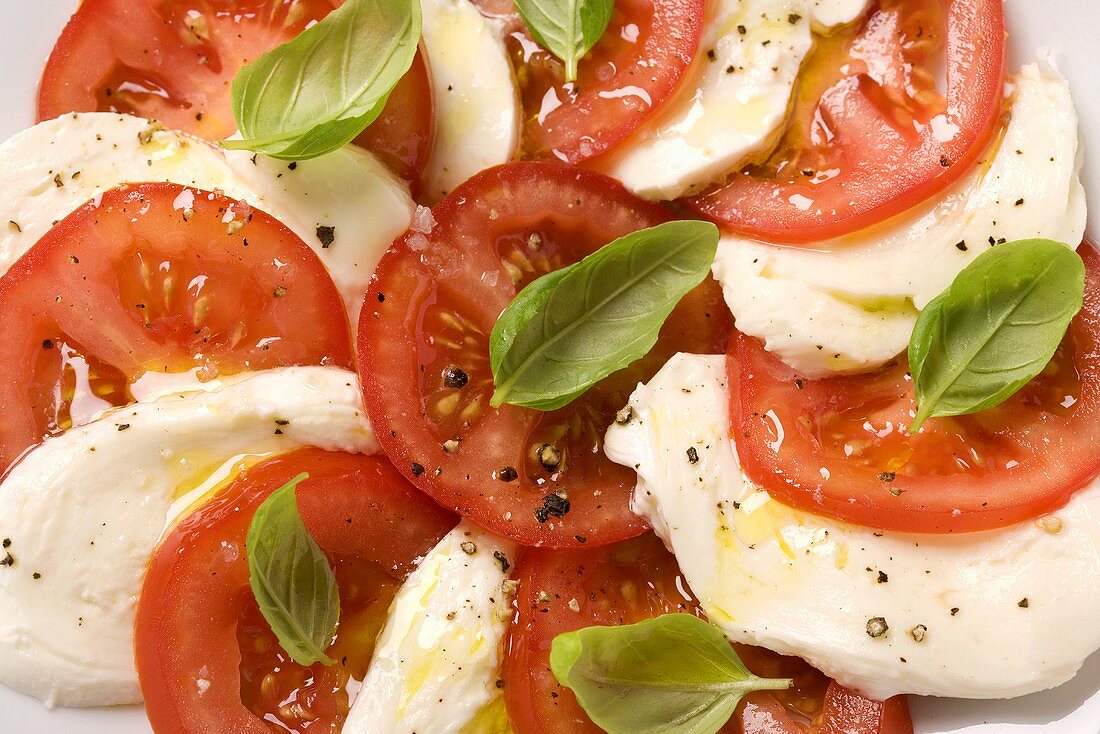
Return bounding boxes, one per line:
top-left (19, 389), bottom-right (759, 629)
top-left (813, 684), bottom-right (913, 734)
top-left (358, 162), bottom-right (730, 547)
top-left (729, 243), bottom-right (1100, 533)
top-left (135, 448), bottom-right (457, 733)
top-left (471, 0), bottom-right (703, 164)
top-left (37, 0), bottom-right (433, 185)
top-left (352, 49), bottom-right (435, 189)
top-left (0, 182), bottom-right (351, 475)
top-left (503, 534), bottom-right (905, 734)
top-left (688, 0), bottom-right (1005, 243)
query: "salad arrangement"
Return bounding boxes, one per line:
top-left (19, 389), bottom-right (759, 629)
top-left (0, 0), bottom-right (1095, 732)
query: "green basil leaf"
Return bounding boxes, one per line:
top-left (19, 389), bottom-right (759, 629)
top-left (909, 238), bottom-right (1084, 432)
top-left (489, 220), bottom-right (719, 411)
top-left (246, 473), bottom-right (340, 666)
top-left (551, 614), bottom-right (791, 734)
top-left (224, 0), bottom-right (421, 161)
top-left (514, 0), bottom-right (614, 82)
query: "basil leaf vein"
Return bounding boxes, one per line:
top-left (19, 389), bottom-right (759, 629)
top-left (489, 220), bottom-right (719, 411)
top-left (551, 614), bottom-right (791, 734)
top-left (246, 472), bottom-right (340, 666)
top-left (514, 0), bottom-right (614, 82)
top-left (908, 238), bottom-right (1084, 432)
top-left (224, 0), bottom-right (421, 160)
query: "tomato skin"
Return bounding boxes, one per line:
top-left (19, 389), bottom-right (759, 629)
top-left (358, 161), bottom-right (730, 548)
top-left (689, 0), bottom-right (1006, 243)
top-left (136, 449), bottom-right (456, 734)
top-left (0, 183), bottom-right (351, 475)
top-left (472, 0), bottom-right (704, 164)
top-left (37, 0), bottom-right (433, 185)
top-left (729, 243), bottom-right (1100, 533)
top-left (813, 684), bottom-right (912, 734)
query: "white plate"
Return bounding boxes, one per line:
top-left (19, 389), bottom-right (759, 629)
top-left (0, 1), bottom-right (1098, 732)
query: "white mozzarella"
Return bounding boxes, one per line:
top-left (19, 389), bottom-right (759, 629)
top-left (604, 353), bottom-right (1100, 700)
top-left (222, 144), bottom-right (414, 326)
top-left (0, 113), bottom-right (414, 323)
top-left (712, 59), bottom-right (1087, 376)
top-left (345, 521), bottom-right (515, 734)
top-left (0, 367), bottom-right (375, 708)
top-left (595, 0), bottom-right (869, 201)
top-left (420, 0), bottom-right (520, 202)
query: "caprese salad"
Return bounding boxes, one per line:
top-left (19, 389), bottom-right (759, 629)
top-left (0, 0), bottom-right (1094, 733)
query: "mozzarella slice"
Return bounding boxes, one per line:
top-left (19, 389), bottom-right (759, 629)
top-left (595, 0), bottom-right (869, 200)
top-left (0, 367), bottom-right (375, 708)
top-left (222, 145), bottom-right (414, 326)
top-left (0, 113), bottom-right (414, 324)
top-left (420, 0), bottom-right (520, 202)
top-left (345, 521), bottom-right (515, 734)
top-left (604, 353), bottom-right (1100, 700)
top-left (712, 58), bottom-right (1087, 376)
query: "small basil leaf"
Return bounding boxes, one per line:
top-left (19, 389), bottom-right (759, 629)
top-left (909, 238), bottom-right (1084, 432)
top-left (514, 0), bottom-right (614, 82)
top-left (246, 472), bottom-right (340, 666)
top-left (551, 614), bottom-right (791, 734)
top-left (224, 0), bottom-right (421, 161)
top-left (489, 220), bottom-right (719, 411)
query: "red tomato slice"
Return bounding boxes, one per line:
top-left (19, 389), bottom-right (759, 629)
top-left (358, 162), bottom-right (730, 547)
top-left (135, 449), bottom-right (457, 733)
top-left (729, 243), bottom-right (1100, 533)
top-left (37, 0), bottom-right (433, 185)
top-left (471, 0), bottom-right (704, 164)
top-left (352, 49), bottom-right (436, 189)
top-left (689, 0), bottom-right (1005, 243)
top-left (0, 182), bottom-right (351, 475)
top-left (504, 534), bottom-right (904, 734)
top-left (736, 693), bottom-right (804, 734)
top-left (813, 684), bottom-right (913, 734)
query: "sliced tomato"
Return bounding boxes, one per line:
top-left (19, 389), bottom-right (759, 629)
top-left (504, 534), bottom-right (906, 734)
top-left (729, 243), bottom-right (1100, 533)
top-left (352, 49), bottom-right (435, 189)
top-left (37, 0), bottom-right (433, 185)
top-left (813, 684), bottom-right (913, 734)
top-left (358, 162), bottom-right (730, 547)
top-left (471, 0), bottom-right (703, 164)
top-left (689, 0), bottom-right (1005, 243)
top-left (0, 182), bottom-right (351, 475)
top-left (135, 448), bottom-right (457, 733)
top-left (736, 693), bottom-right (804, 734)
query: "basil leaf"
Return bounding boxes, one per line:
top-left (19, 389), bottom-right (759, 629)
top-left (246, 473), bottom-right (340, 666)
top-left (489, 220), bottom-right (719, 411)
top-left (909, 239), bottom-right (1084, 432)
top-left (514, 0), bottom-right (614, 82)
top-left (224, 0), bottom-right (421, 161)
top-left (551, 614), bottom-right (791, 734)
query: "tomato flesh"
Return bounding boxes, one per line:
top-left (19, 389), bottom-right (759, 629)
top-left (504, 533), bottom-right (908, 734)
top-left (135, 449), bottom-right (456, 733)
top-left (352, 48), bottom-right (435, 189)
top-left (38, 0), bottom-right (433, 185)
top-left (236, 555), bottom-right (396, 728)
top-left (813, 684), bottom-right (913, 734)
top-left (358, 162), bottom-right (730, 547)
top-left (689, 0), bottom-right (1006, 243)
top-left (472, 0), bottom-right (704, 164)
top-left (0, 183), bottom-right (351, 475)
top-left (729, 243), bottom-right (1100, 533)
